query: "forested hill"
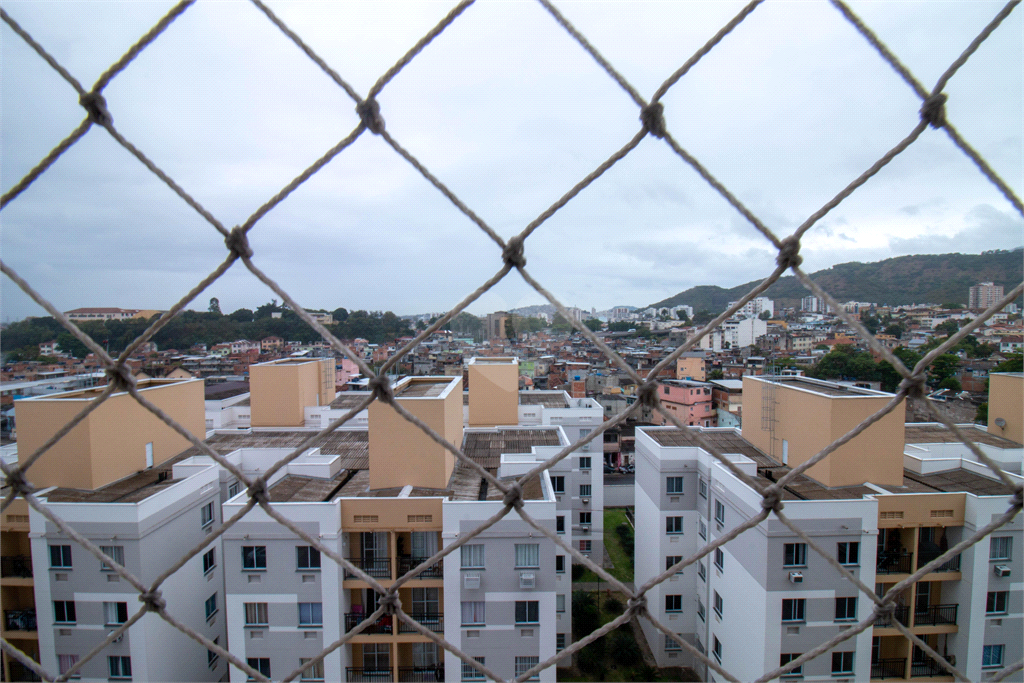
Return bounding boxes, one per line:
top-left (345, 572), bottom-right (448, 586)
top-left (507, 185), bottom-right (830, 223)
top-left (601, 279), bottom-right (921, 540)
top-left (649, 250), bottom-right (1023, 313)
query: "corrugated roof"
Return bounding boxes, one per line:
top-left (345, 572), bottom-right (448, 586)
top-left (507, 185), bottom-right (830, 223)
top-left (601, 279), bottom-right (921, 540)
top-left (463, 429), bottom-right (562, 468)
top-left (518, 392), bottom-right (568, 408)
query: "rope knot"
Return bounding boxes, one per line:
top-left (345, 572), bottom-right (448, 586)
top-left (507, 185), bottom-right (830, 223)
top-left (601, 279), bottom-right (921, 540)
top-left (502, 236), bottom-right (526, 269)
top-left (80, 91), bottom-right (112, 126)
top-left (378, 591), bottom-right (401, 615)
top-left (106, 364), bottom-right (137, 393)
top-left (626, 594), bottom-right (647, 614)
top-left (637, 381), bottom-right (660, 410)
top-left (368, 375), bottom-right (395, 404)
top-left (356, 98), bottom-right (386, 135)
top-left (640, 102), bottom-right (666, 138)
top-left (225, 226), bottom-right (254, 260)
top-left (503, 481), bottom-right (524, 509)
top-left (775, 236), bottom-right (802, 270)
top-left (761, 486), bottom-right (784, 513)
top-left (139, 590), bottom-right (166, 612)
top-left (247, 479), bottom-right (270, 505)
top-left (898, 373), bottom-right (928, 399)
top-left (4, 468), bottom-right (35, 497)
top-left (874, 600), bottom-right (897, 619)
top-left (920, 93), bottom-right (947, 128)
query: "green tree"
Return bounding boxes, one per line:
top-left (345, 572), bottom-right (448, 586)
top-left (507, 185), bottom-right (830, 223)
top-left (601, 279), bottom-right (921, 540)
top-left (208, 297), bottom-right (221, 315)
top-left (56, 332), bottom-right (90, 359)
top-left (927, 354), bottom-right (960, 387)
top-left (883, 324), bottom-right (903, 339)
top-left (583, 318), bottom-right (603, 332)
top-left (692, 309), bottom-right (714, 326)
top-left (975, 402), bottom-right (988, 424)
top-left (708, 369), bottom-right (724, 380)
top-left (938, 377), bottom-right (962, 392)
top-left (759, 310), bottom-right (772, 320)
top-left (992, 354), bottom-right (1023, 373)
top-left (228, 308), bottom-right (254, 323)
top-left (608, 321), bottom-right (633, 332)
top-left (551, 314), bottom-right (572, 333)
top-left (332, 307), bottom-right (349, 322)
top-left (934, 319), bottom-right (959, 337)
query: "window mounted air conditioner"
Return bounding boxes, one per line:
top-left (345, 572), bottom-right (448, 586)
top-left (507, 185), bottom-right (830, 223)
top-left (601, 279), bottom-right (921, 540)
top-left (580, 524), bottom-right (590, 534)
top-left (789, 572), bottom-right (803, 584)
top-left (520, 572), bottom-right (536, 589)
top-left (994, 565), bottom-right (1011, 578)
top-left (581, 498), bottom-right (590, 505)
top-left (464, 573), bottom-right (481, 589)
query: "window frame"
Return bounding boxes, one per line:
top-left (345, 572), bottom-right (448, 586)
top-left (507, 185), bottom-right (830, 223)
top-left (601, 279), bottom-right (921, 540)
top-left (834, 597), bottom-right (857, 621)
top-left (54, 600), bottom-right (77, 624)
top-left (699, 519), bottom-right (707, 540)
top-left (579, 511), bottom-right (592, 525)
top-left (58, 654), bottom-right (81, 679)
top-left (780, 653), bottom-right (803, 677)
top-left (297, 546), bottom-right (321, 571)
top-left (205, 594), bottom-right (218, 620)
top-left (551, 476), bottom-right (564, 494)
top-left (514, 601), bottom-right (540, 624)
top-left (556, 516), bottom-right (565, 534)
top-left (555, 555), bottom-right (565, 573)
top-left (50, 544), bottom-right (72, 569)
top-left (837, 542), bottom-right (860, 566)
top-left (244, 602), bottom-right (269, 626)
top-left (461, 600), bottom-right (486, 626)
top-left (782, 598), bottom-right (805, 623)
top-left (461, 658), bottom-right (485, 681)
top-left (579, 484), bottom-right (592, 497)
top-left (665, 595), bottom-right (683, 613)
top-left (714, 548), bottom-right (724, 571)
top-left (241, 546), bottom-right (267, 571)
top-left (99, 545), bottom-right (125, 571)
top-left (714, 500), bottom-right (725, 524)
top-left (713, 591), bottom-right (723, 618)
top-left (989, 536), bottom-right (1012, 561)
top-left (982, 644), bottom-right (1004, 668)
top-left (666, 556), bottom-right (682, 573)
top-left (108, 655), bottom-right (132, 680)
top-left (784, 543), bottom-right (808, 568)
top-left (203, 548), bottom-right (216, 574)
top-left (298, 602), bottom-right (323, 627)
top-left (200, 501), bottom-right (214, 528)
top-left (556, 594), bottom-right (566, 613)
top-left (514, 544), bottom-right (540, 569)
top-left (666, 476), bottom-right (684, 494)
top-left (299, 658), bottom-right (325, 682)
top-left (207, 637), bottom-right (220, 668)
top-left (986, 591), bottom-right (1008, 615)
top-left (712, 636), bottom-right (722, 664)
top-left (698, 562), bottom-right (706, 582)
top-left (579, 456), bottom-right (591, 470)
top-left (104, 601), bottom-right (128, 626)
top-left (579, 539), bottom-right (592, 553)
top-left (515, 656), bottom-right (540, 681)
top-left (665, 634), bottom-right (682, 652)
top-left (461, 544), bottom-right (485, 569)
top-left (666, 516), bottom-right (683, 534)
top-left (831, 652), bottom-right (854, 675)
top-left (247, 658), bottom-right (271, 681)
top-left (699, 478), bottom-right (708, 499)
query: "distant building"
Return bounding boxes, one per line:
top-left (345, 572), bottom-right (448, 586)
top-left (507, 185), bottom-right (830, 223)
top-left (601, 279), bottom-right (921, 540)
top-left (969, 282), bottom-right (1004, 311)
top-left (486, 312), bottom-right (508, 339)
top-left (800, 296), bottom-right (824, 313)
top-left (727, 297), bottom-right (774, 319)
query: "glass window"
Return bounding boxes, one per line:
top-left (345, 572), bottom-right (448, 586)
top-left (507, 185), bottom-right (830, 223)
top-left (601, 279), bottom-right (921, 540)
top-left (982, 645), bottom-right (1004, 668)
top-left (580, 484), bottom-right (592, 497)
top-left (297, 546), bottom-right (321, 570)
top-left (461, 601), bottom-right (485, 625)
top-left (461, 544), bottom-right (485, 568)
top-left (228, 482), bottom-right (240, 497)
top-left (698, 562), bottom-right (706, 582)
top-left (780, 653), bottom-right (803, 676)
top-left (580, 512), bottom-right (592, 525)
top-left (713, 636), bottom-right (722, 664)
top-left (515, 601), bottom-right (539, 624)
top-left (665, 595), bottom-right (682, 612)
top-left (699, 519), bottom-right (707, 540)
top-left (515, 656), bottom-right (540, 681)
top-left (784, 543), bottom-right (807, 567)
top-left (201, 502), bottom-right (214, 527)
top-left (108, 656), bottom-right (132, 679)
top-left (714, 548), bottom-right (724, 570)
top-left (300, 658), bottom-right (324, 681)
top-left (579, 456), bottom-right (591, 470)
top-left (462, 658), bottom-right (485, 680)
top-left (666, 556), bottom-right (682, 572)
top-left (699, 478), bottom-right (708, 498)
top-left (782, 598), bottom-right (805, 622)
top-left (697, 599), bottom-right (705, 622)
top-left (203, 548), bottom-right (216, 574)
top-left (665, 635), bottom-right (682, 651)
top-left (831, 652), bottom-right (854, 674)
top-left (986, 591), bottom-right (1008, 614)
top-left (247, 658), bottom-right (271, 680)
top-left (204, 594), bottom-right (218, 620)
top-left (835, 597), bottom-right (857, 621)
top-left (58, 654), bottom-right (80, 678)
top-left (837, 542), bottom-right (860, 565)
top-left (667, 476), bottom-right (684, 494)
top-left (715, 500), bottom-right (725, 524)
top-left (54, 601), bottom-right (76, 624)
top-left (104, 601), bottom-right (128, 625)
top-left (100, 545), bottom-right (124, 571)
top-left (207, 638), bottom-right (219, 667)
top-left (666, 517), bottom-right (683, 534)
top-left (242, 546), bottom-right (266, 570)
top-left (579, 540), bottom-right (592, 552)
top-left (551, 476), bottom-right (564, 493)
top-left (555, 555), bottom-right (565, 573)
top-left (556, 594), bottom-right (565, 612)
top-left (556, 634), bottom-right (565, 652)
top-left (50, 545), bottom-right (72, 569)
top-left (990, 537), bottom-right (1012, 560)
top-left (515, 544), bottom-right (540, 568)
top-left (556, 516), bottom-right (565, 533)
top-left (713, 591), bottom-right (723, 618)
top-left (298, 602), bottom-right (322, 626)
top-left (244, 602), bottom-right (269, 626)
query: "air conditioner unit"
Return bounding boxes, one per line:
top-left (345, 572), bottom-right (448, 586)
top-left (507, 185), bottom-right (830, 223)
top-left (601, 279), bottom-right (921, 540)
top-left (464, 573), bottom-right (481, 589)
top-left (581, 498), bottom-right (590, 505)
top-left (580, 524), bottom-right (590, 534)
top-left (519, 572), bottom-right (536, 589)
top-left (789, 572), bottom-right (804, 584)
top-left (994, 565), bottom-right (1011, 578)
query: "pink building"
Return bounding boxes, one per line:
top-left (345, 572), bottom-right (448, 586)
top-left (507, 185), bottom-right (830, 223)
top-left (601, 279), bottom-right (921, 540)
top-left (653, 379), bottom-right (716, 427)
top-left (336, 357), bottom-right (361, 387)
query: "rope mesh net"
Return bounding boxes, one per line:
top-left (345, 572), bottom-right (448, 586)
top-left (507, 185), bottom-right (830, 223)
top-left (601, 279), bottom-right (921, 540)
top-left (1, 0), bottom-right (1022, 681)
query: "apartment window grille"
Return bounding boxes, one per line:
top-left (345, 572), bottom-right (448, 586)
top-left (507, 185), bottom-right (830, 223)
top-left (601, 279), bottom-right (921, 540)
top-left (556, 634), bottom-right (565, 652)
top-left (556, 516), bottom-right (565, 533)
top-left (667, 476), bottom-right (684, 494)
top-left (461, 601), bottom-right (486, 626)
top-left (666, 516), bottom-right (683, 534)
top-left (837, 542), bottom-right (859, 566)
top-left (54, 601), bottom-right (76, 624)
top-left (665, 595), bottom-right (682, 612)
top-left (58, 655), bottom-right (80, 678)
top-left (831, 652), bottom-right (854, 675)
top-left (697, 599), bottom-right (706, 622)
top-left (715, 500), bottom-right (725, 524)
top-left (200, 501), bottom-right (214, 527)
top-left (556, 594), bottom-right (565, 612)
top-left (579, 456), bottom-right (591, 470)
top-left (555, 555), bottom-right (565, 573)
top-left (298, 602), bottom-right (322, 627)
top-left (247, 658), bottom-right (271, 680)
top-left (784, 543), bottom-right (807, 567)
top-left (990, 536), bottom-right (1012, 560)
top-left (104, 601), bottom-right (128, 625)
top-left (228, 482), bottom-right (240, 497)
top-left (203, 548), bottom-right (216, 574)
top-left (100, 545), bottom-right (125, 571)
top-left (299, 658), bottom-right (324, 681)
top-left (667, 556), bottom-right (682, 573)
top-left (515, 544), bottom-right (540, 568)
top-left (665, 635), bottom-right (682, 651)
top-left (244, 602), bottom-right (269, 626)
top-left (108, 656), bottom-right (132, 680)
top-left (714, 548), bottom-right (724, 571)
top-left (782, 599), bottom-right (805, 622)
top-left (982, 645), bottom-right (1004, 668)
top-left (699, 519), bottom-right (707, 540)
top-left (515, 601), bottom-right (539, 624)
top-left (579, 540), bottom-right (592, 552)
top-left (462, 658), bottom-right (485, 680)
top-left (780, 653), bottom-right (803, 676)
top-left (714, 591), bottom-right (723, 618)
top-left (713, 636), bottom-right (722, 664)
top-left (551, 476), bottom-right (564, 494)
top-left (986, 591), bottom-right (1008, 614)
top-left (699, 478), bottom-right (708, 499)
top-left (698, 562), bottom-right (706, 582)
top-left (297, 546), bottom-right (321, 570)
top-left (461, 545), bottom-right (485, 568)
top-left (515, 656), bottom-right (540, 681)
top-left (242, 546), bottom-right (267, 570)
top-left (579, 511), bottom-right (591, 525)
top-left (208, 638), bottom-right (219, 667)
top-left (835, 597), bottom-right (857, 621)
top-left (580, 484), bottom-right (592, 497)
top-left (50, 545), bottom-right (72, 569)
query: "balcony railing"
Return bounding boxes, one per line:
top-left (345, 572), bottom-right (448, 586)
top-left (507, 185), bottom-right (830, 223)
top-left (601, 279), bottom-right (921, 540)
top-left (4, 608), bottom-right (37, 632)
top-left (911, 659), bottom-right (947, 678)
top-left (872, 658), bottom-right (907, 679)
top-left (874, 605), bottom-right (910, 628)
top-left (346, 668), bottom-right (393, 682)
top-left (345, 557), bottom-right (392, 579)
top-left (913, 604), bottom-right (957, 627)
top-left (398, 613), bottom-right (444, 634)
top-left (1, 555), bottom-right (33, 578)
top-left (344, 612), bottom-right (394, 634)
top-left (397, 666), bottom-right (444, 682)
top-left (917, 552), bottom-right (961, 573)
top-left (398, 556), bottom-right (443, 579)
top-left (876, 551), bottom-right (912, 574)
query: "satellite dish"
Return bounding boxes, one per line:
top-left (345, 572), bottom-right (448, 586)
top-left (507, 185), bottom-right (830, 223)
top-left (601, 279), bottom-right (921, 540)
top-left (994, 418), bottom-right (1007, 428)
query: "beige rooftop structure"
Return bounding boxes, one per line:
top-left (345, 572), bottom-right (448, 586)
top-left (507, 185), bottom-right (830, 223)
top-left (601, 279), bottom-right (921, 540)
top-left (988, 372), bottom-right (1023, 445)
top-left (249, 357), bottom-right (335, 427)
top-left (13, 378), bottom-right (204, 491)
top-left (742, 375), bottom-right (905, 487)
top-left (467, 356), bottom-right (519, 427)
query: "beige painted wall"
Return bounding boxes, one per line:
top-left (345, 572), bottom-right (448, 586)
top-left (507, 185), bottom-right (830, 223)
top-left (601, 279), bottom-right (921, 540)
top-left (988, 373), bottom-right (1023, 445)
top-left (15, 379), bottom-right (204, 490)
top-left (250, 359), bottom-right (334, 427)
top-left (468, 358), bottom-right (518, 427)
top-left (368, 378), bottom-right (462, 490)
top-left (340, 498), bottom-right (443, 531)
top-left (876, 493), bottom-right (966, 529)
top-left (742, 377), bottom-right (905, 487)
top-left (676, 356), bottom-right (706, 381)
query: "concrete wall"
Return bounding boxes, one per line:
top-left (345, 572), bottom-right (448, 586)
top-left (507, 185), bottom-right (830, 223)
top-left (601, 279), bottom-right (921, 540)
top-left (250, 359), bottom-right (334, 427)
top-left (988, 373), bottom-right (1023, 445)
top-left (468, 358), bottom-right (519, 428)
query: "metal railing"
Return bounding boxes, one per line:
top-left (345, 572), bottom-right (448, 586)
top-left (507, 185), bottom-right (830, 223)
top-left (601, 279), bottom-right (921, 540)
top-left (912, 658), bottom-right (948, 678)
top-left (397, 613), bottom-right (443, 634)
top-left (397, 666), bottom-right (444, 682)
top-left (345, 668), bottom-right (393, 682)
top-left (877, 551), bottom-right (913, 575)
top-left (874, 605), bottom-right (910, 628)
top-left (397, 557), bottom-right (442, 578)
top-left (0, 555), bottom-right (32, 578)
top-left (917, 552), bottom-right (961, 573)
top-left (872, 658), bottom-right (907, 680)
top-left (3, 609), bottom-right (36, 632)
top-left (344, 558), bottom-right (392, 579)
top-left (913, 604), bottom-right (958, 627)
top-left (343, 613), bottom-right (393, 635)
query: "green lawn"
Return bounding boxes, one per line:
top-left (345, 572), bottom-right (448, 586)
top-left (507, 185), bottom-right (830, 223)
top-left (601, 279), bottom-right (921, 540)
top-left (575, 507), bottom-right (633, 584)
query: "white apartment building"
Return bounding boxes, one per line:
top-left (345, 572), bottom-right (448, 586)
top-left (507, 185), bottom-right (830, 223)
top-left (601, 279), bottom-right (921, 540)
top-left (727, 297), bottom-right (774, 320)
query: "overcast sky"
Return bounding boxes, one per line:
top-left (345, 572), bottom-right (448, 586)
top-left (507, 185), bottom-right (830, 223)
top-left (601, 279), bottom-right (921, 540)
top-left (2, 0), bottom-right (1021, 322)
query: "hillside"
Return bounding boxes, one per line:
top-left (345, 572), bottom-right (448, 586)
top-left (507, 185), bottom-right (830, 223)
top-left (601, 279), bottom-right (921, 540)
top-left (650, 250), bottom-right (1023, 313)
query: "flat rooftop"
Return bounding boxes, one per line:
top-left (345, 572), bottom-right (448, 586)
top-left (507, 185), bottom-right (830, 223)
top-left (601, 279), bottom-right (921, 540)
top-left (330, 392), bottom-right (372, 410)
top-left (762, 376), bottom-right (883, 397)
top-left (182, 430), bottom-right (369, 470)
top-left (44, 467), bottom-right (182, 504)
top-left (905, 424), bottom-right (1021, 448)
top-left (519, 392), bottom-right (569, 409)
top-left (395, 379), bottom-right (451, 398)
top-left (463, 429), bottom-right (563, 469)
top-left (205, 381), bottom-right (250, 400)
top-left (268, 472), bottom-right (349, 503)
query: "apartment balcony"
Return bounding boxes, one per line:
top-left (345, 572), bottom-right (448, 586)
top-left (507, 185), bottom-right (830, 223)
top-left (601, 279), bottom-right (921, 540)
top-left (916, 551), bottom-right (961, 573)
top-left (397, 613), bottom-right (444, 634)
top-left (345, 613), bottom-right (394, 635)
top-left (346, 668), bottom-right (393, 682)
top-left (345, 557), bottom-right (392, 580)
top-left (877, 551), bottom-right (913, 575)
top-left (911, 659), bottom-right (948, 677)
top-left (872, 658), bottom-right (907, 679)
top-left (873, 605), bottom-right (910, 628)
top-left (397, 556), bottom-right (443, 579)
top-left (0, 555), bottom-right (32, 578)
top-left (913, 605), bottom-right (957, 627)
top-left (4, 609), bottom-right (36, 632)
top-left (397, 666), bottom-right (444, 682)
